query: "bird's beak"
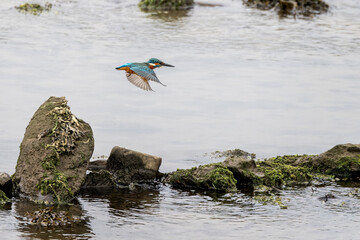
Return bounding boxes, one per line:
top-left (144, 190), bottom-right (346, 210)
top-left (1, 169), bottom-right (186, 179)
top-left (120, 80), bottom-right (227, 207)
top-left (162, 63), bottom-right (174, 67)
top-left (115, 66), bottom-right (121, 70)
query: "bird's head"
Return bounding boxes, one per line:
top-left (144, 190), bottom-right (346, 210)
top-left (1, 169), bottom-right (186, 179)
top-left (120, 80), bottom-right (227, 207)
top-left (147, 58), bottom-right (174, 68)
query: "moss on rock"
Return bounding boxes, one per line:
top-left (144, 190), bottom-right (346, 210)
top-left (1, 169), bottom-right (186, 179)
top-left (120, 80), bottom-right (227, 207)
top-left (13, 96), bottom-right (94, 204)
top-left (258, 155), bottom-right (313, 187)
top-left (138, 0), bottom-right (194, 11)
top-left (166, 163), bottom-right (237, 192)
top-left (0, 190), bottom-right (10, 205)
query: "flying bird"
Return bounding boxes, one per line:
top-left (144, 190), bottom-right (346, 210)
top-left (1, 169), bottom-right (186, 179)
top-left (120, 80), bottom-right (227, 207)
top-left (115, 58), bottom-right (174, 91)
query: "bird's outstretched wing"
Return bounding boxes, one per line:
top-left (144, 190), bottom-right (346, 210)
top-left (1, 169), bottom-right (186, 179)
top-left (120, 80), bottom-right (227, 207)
top-left (130, 66), bottom-right (167, 86)
top-left (126, 72), bottom-right (153, 91)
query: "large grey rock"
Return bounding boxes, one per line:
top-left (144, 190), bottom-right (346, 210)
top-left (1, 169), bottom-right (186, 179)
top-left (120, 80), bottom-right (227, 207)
top-left (13, 96), bottom-right (94, 204)
top-left (106, 146), bottom-right (162, 185)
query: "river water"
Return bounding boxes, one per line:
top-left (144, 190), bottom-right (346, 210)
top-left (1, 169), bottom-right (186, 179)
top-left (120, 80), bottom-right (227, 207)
top-left (0, 0), bottom-right (360, 239)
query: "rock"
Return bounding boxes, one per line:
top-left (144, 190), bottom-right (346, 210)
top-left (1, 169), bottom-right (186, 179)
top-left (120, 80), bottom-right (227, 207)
top-left (223, 156), bottom-right (263, 188)
top-left (165, 163), bottom-right (238, 192)
top-left (0, 190), bottom-right (10, 205)
top-left (106, 146), bottom-right (162, 185)
top-left (88, 160), bottom-right (107, 171)
top-left (82, 170), bottom-right (115, 188)
top-left (0, 172), bottom-right (12, 197)
top-left (138, 0), bottom-right (194, 11)
top-left (13, 96), bottom-right (94, 204)
top-left (306, 144), bottom-right (360, 179)
top-left (243, 0), bottom-right (329, 17)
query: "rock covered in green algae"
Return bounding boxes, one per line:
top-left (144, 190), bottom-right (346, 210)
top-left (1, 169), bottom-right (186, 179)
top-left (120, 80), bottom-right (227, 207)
top-left (257, 155), bottom-right (314, 188)
top-left (139, 0), bottom-right (194, 11)
top-left (165, 163), bottom-right (238, 192)
top-left (243, 0), bottom-right (329, 17)
top-left (13, 96), bottom-right (94, 204)
top-left (296, 144), bottom-right (360, 180)
top-left (165, 144), bottom-right (359, 193)
top-left (223, 156), bottom-right (263, 187)
top-left (15, 2), bottom-right (52, 15)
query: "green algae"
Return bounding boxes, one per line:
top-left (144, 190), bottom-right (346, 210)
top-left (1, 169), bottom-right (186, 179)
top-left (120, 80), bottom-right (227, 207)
top-left (253, 194), bottom-right (288, 209)
top-left (15, 3), bottom-right (52, 15)
top-left (138, 0), bottom-right (194, 11)
top-left (327, 156), bottom-right (360, 178)
top-left (37, 172), bottom-right (74, 204)
top-left (257, 155), bottom-right (313, 188)
top-left (37, 105), bottom-right (84, 204)
top-left (167, 163), bottom-right (237, 192)
top-left (207, 167), bottom-right (237, 191)
top-left (0, 190), bottom-right (10, 205)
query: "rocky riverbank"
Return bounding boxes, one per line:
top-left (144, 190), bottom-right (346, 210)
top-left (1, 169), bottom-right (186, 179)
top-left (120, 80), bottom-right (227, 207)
top-left (1, 96), bottom-right (359, 224)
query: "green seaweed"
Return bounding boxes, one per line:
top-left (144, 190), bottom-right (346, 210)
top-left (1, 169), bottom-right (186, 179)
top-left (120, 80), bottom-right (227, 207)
top-left (327, 156), bottom-right (360, 178)
top-left (37, 105), bottom-right (84, 204)
top-left (37, 172), bottom-right (74, 203)
top-left (0, 190), bottom-right (10, 205)
top-left (167, 163), bottom-right (237, 192)
top-left (207, 167), bottom-right (237, 191)
top-left (254, 194), bottom-right (288, 209)
top-left (258, 155), bottom-right (313, 188)
top-left (15, 2), bottom-right (52, 15)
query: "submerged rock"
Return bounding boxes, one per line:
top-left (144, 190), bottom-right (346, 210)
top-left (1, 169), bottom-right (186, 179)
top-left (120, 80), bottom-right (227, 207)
top-left (138, 0), bottom-right (194, 11)
top-left (83, 147), bottom-right (162, 189)
top-left (243, 0), bottom-right (329, 17)
top-left (13, 96), bottom-right (94, 204)
top-left (25, 206), bottom-right (84, 227)
top-left (15, 2), bottom-right (52, 15)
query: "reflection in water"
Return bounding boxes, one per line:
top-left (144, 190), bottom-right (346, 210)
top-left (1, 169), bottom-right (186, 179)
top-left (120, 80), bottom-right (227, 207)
top-left (81, 188), bottom-right (160, 219)
top-left (14, 199), bottom-right (93, 239)
top-left (145, 9), bottom-right (193, 22)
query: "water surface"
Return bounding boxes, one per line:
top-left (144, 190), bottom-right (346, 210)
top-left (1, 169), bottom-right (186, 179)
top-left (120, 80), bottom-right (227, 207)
top-left (0, 0), bottom-right (359, 238)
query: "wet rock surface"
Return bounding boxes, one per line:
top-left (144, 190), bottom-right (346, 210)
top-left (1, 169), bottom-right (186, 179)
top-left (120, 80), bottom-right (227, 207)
top-left (13, 96), bottom-right (94, 204)
top-left (0, 172), bottom-right (12, 197)
top-left (243, 0), bottom-right (329, 17)
top-left (88, 160), bottom-right (107, 171)
top-left (297, 144), bottom-right (360, 179)
top-left (165, 144), bottom-right (360, 192)
top-left (82, 147), bottom-right (162, 189)
top-left (165, 163), bottom-right (238, 192)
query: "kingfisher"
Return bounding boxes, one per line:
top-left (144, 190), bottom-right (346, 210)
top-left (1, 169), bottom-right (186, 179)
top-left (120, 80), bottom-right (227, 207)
top-left (115, 58), bottom-right (174, 91)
